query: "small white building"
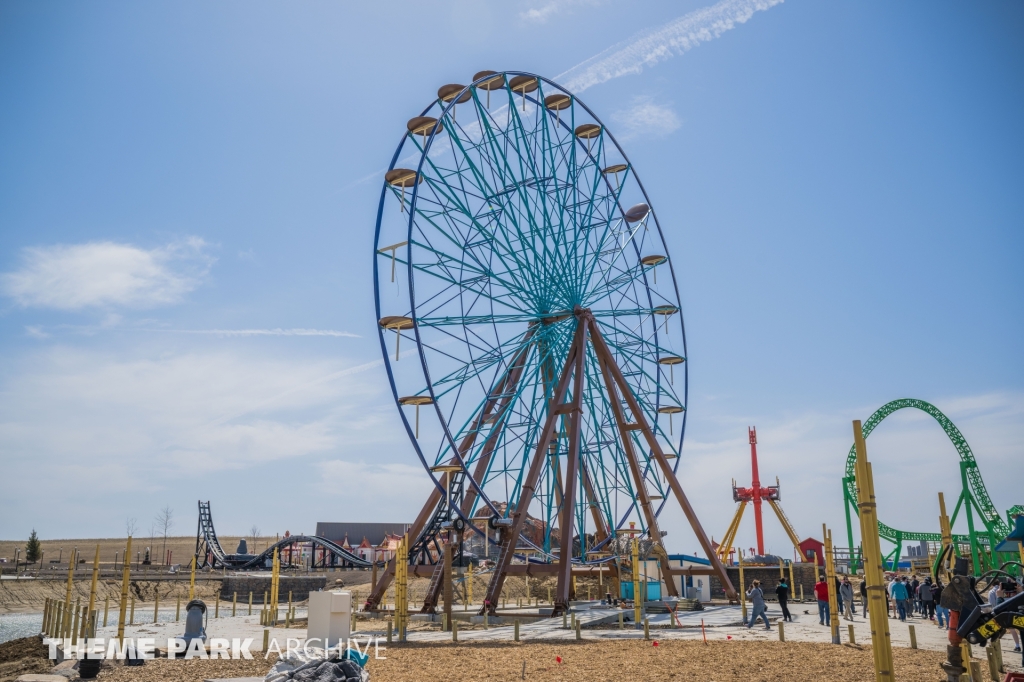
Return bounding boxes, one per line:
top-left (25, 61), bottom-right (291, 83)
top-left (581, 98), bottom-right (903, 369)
top-left (667, 553), bottom-right (713, 602)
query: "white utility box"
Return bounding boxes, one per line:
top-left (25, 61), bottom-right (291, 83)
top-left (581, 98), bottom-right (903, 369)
top-left (307, 590), bottom-right (352, 649)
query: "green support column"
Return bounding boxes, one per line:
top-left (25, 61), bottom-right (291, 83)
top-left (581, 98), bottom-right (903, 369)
top-left (891, 537), bottom-right (902, 572)
top-left (843, 478), bottom-right (858, 573)
top-left (961, 462), bottom-right (982, 574)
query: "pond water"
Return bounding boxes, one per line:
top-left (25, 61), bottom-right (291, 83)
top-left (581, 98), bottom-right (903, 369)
top-left (0, 612), bottom-right (42, 644)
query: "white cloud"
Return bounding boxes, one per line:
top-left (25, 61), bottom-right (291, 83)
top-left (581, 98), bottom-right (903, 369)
top-left (612, 97), bottom-right (682, 139)
top-left (558, 0), bottom-right (784, 92)
top-left (0, 344), bottom-right (414, 535)
top-left (520, 0), bottom-right (603, 23)
top-left (1, 238), bottom-right (213, 310)
top-left (24, 325), bottom-right (49, 339)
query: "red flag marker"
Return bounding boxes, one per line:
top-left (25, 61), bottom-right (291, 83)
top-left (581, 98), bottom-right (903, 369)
top-left (556, 656), bottom-right (562, 664)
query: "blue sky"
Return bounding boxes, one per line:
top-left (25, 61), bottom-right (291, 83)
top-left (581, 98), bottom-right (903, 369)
top-left (1, 0), bottom-right (1021, 557)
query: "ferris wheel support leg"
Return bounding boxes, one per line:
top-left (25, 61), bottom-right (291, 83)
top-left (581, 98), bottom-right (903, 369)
top-left (417, 332), bottom-right (538, 614)
top-left (588, 320), bottom-right (738, 603)
top-left (552, 318), bottom-right (589, 616)
top-left (591, 319), bottom-right (678, 598)
top-left (481, 319), bottom-right (587, 616)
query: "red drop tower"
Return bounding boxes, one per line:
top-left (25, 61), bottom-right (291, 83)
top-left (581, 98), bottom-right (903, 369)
top-left (731, 427), bottom-right (780, 556)
top-left (716, 427), bottom-right (807, 564)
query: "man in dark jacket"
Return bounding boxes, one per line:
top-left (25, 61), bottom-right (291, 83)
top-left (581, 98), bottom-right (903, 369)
top-left (776, 579), bottom-right (792, 622)
top-left (860, 579), bottom-right (868, 618)
top-left (919, 578), bottom-right (935, 620)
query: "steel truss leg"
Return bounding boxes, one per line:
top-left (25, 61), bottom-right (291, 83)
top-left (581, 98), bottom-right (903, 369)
top-left (481, 317), bottom-right (589, 615)
top-left (588, 317), bottom-right (738, 602)
top-left (365, 328), bottom-right (537, 612)
top-left (592, 325), bottom-right (678, 597)
top-left (552, 316), bottom-right (588, 614)
top-left (418, 332), bottom-right (536, 613)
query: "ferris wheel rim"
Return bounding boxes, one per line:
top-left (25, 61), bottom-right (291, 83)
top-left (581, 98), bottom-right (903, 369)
top-left (372, 71), bottom-right (690, 541)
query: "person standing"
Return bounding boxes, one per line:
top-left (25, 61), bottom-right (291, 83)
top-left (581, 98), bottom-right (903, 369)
top-left (840, 577), bottom-right (854, 621)
top-left (919, 578), bottom-right (935, 621)
top-left (860, 579), bottom-right (868, 618)
top-left (891, 577), bottom-right (909, 621)
top-left (814, 575), bottom-right (831, 626)
top-left (746, 580), bottom-right (771, 630)
top-left (776, 578), bottom-right (792, 622)
top-left (835, 575), bottom-right (844, 615)
top-left (934, 580), bottom-right (948, 629)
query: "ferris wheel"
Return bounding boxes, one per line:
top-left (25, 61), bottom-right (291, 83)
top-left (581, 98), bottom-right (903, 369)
top-left (369, 70), bottom-right (735, 615)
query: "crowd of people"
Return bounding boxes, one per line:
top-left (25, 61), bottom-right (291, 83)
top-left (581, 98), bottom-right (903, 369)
top-left (742, 571), bottom-right (1023, 656)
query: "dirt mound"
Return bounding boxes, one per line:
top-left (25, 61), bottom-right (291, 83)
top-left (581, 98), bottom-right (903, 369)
top-left (0, 635), bottom-right (52, 682)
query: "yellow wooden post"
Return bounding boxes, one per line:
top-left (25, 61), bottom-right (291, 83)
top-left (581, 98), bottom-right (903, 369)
top-left (937, 492), bottom-right (954, 583)
top-left (62, 547), bottom-right (76, 638)
top-left (823, 525), bottom-right (840, 644)
top-left (271, 548), bottom-right (280, 625)
top-left (738, 552), bottom-right (747, 624)
top-left (848, 623), bottom-right (856, 645)
top-left (154, 593), bottom-right (160, 623)
top-left (394, 534), bottom-right (408, 640)
top-left (853, 420), bottom-right (895, 682)
top-left (214, 595), bottom-right (219, 618)
top-left (72, 598), bottom-right (81, 645)
top-left (248, 591), bottom-right (253, 616)
top-left (87, 545), bottom-right (100, 627)
top-left (788, 560), bottom-right (796, 603)
top-left (116, 537), bottom-right (132, 643)
top-left (631, 538), bottom-right (642, 628)
top-left (188, 555), bottom-right (197, 601)
top-left (233, 592), bottom-right (237, 617)
top-left (103, 595), bottom-right (110, 627)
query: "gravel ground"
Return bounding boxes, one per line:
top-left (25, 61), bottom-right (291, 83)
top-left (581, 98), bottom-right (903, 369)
top-left (361, 639), bottom-right (945, 682)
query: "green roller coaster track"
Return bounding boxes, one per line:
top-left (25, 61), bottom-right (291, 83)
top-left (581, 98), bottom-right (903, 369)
top-left (842, 398), bottom-right (1020, 574)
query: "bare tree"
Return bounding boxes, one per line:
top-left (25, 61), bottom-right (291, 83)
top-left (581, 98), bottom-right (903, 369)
top-left (250, 525), bottom-right (261, 554)
top-left (155, 506), bottom-right (174, 565)
top-left (125, 516), bottom-right (138, 537)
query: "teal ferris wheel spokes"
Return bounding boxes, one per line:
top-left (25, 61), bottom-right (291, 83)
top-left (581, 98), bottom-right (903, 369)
top-left (369, 72), bottom-right (726, 615)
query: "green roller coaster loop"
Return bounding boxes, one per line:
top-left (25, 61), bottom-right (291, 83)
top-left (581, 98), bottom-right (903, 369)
top-left (842, 398), bottom-right (1019, 575)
